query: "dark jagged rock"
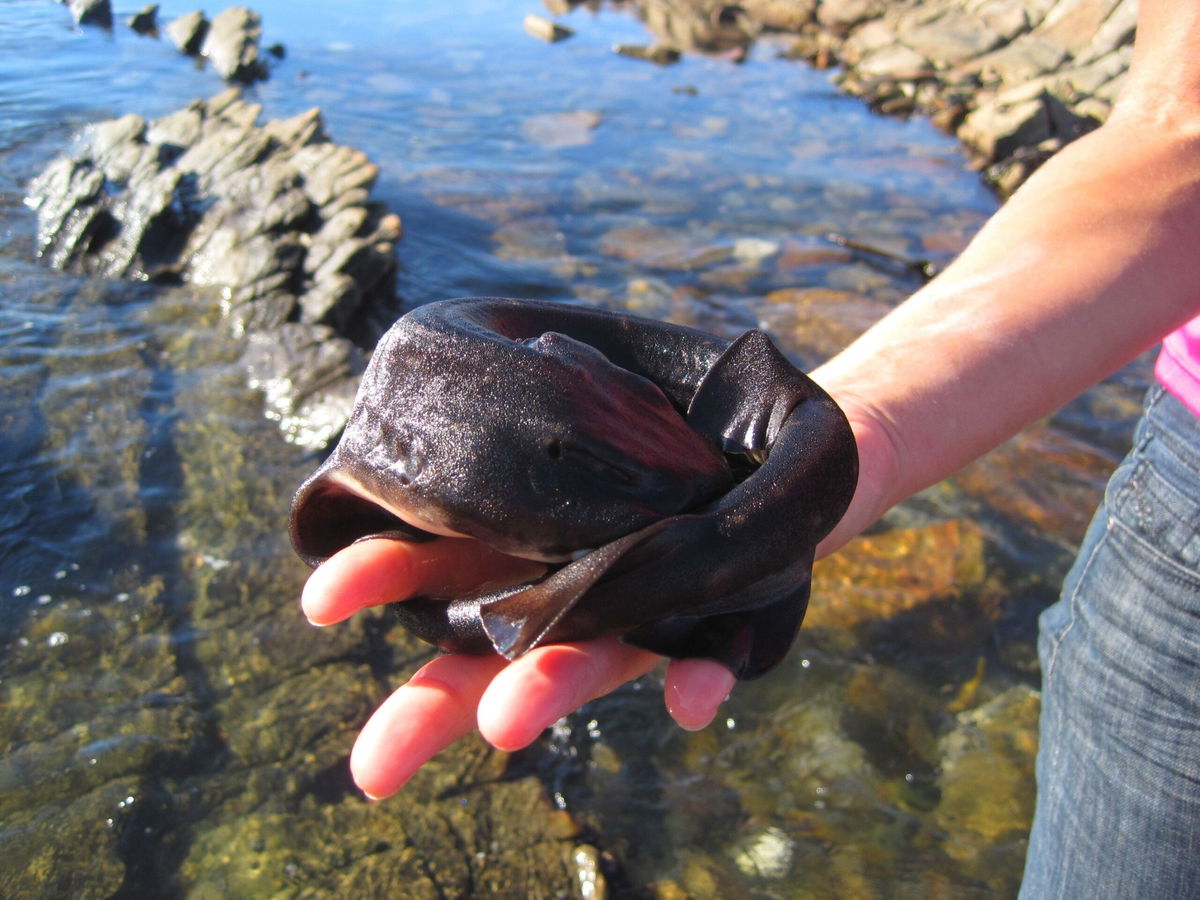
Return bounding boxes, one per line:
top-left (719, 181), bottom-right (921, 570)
top-left (127, 3), bottom-right (158, 35)
top-left (63, 0), bottom-right (113, 28)
top-left (26, 89), bottom-right (402, 448)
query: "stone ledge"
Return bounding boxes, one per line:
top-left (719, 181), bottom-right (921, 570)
top-left (26, 89), bottom-right (400, 449)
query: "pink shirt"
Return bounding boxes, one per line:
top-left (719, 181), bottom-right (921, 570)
top-left (1156, 316), bottom-right (1200, 417)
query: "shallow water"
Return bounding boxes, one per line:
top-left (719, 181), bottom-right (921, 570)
top-left (0, 1), bottom-right (1150, 897)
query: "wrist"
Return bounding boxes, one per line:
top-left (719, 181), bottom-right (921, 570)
top-left (812, 383), bottom-right (906, 558)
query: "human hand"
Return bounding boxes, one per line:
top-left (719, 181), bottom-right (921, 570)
top-left (301, 536), bottom-right (737, 799)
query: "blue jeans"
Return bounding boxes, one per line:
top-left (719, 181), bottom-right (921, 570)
top-left (1021, 386), bottom-right (1200, 898)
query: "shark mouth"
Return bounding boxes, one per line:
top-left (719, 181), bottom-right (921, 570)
top-left (288, 472), bottom-right (454, 568)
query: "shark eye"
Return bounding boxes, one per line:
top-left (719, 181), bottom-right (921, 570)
top-left (544, 437), bottom-right (563, 459)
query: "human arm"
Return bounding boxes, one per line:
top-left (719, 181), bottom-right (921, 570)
top-left (304, 0), bottom-right (1200, 799)
top-left (816, 97), bottom-right (1200, 553)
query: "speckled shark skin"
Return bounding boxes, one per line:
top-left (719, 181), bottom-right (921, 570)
top-left (290, 297), bottom-right (857, 679)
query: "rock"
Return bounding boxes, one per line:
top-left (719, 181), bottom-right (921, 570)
top-left (958, 90), bottom-right (1051, 164)
top-left (521, 110), bottom-right (602, 148)
top-left (968, 35), bottom-right (1069, 85)
top-left (1038, 0), bottom-right (1126, 58)
top-left (243, 324), bottom-right (365, 449)
top-left (0, 781), bottom-right (133, 899)
top-left (816, 0), bottom-right (886, 34)
top-left (732, 826), bottom-right (795, 878)
top-left (201, 7), bottom-right (267, 83)
top-left (954, 422), bottom-right (1116, 546)
top-left (936, 685), bottom-right (1039, 861)
top-left (738, 0), bottom-right (817, 31)
top-left (854, 43), bottom-right (933, 81)
top-left (613, 43), bottom-right (682, 65)
top-left (808, 520), bottom-right (988, 630)
top-left (64, 0), bottom-right (112, 28)
top-left (27, 89), bottom-right (400, 447)
top-left (572, 844), bottom-right (609, 900)
top-left (898, 11), bottom-right (1006, 67)
top-left (127, 3), bottom-right (158, 34)
top-left (634, 0), bottom-right (759, 55)
top-left (165, 10), bottom-right (208, 55)
top-left (524, 13), bottom-right (574, 42)
top-left (756, 286), bottom-right (892, 365)
top-left (569, 0), bottom-right (1135, 195)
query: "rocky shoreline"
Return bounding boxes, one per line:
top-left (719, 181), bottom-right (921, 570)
top-left (31, 0), bottom-right (1135, 447)
top-left (27, 88), bottom-right (400, 450)
top-left (620, 0), bottom-right (1133, 196)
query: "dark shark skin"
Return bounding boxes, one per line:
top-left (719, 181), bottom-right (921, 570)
top-left (290, 297), bottom-right (857, 679)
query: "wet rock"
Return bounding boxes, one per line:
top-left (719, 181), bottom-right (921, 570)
top-left (634, 0), bottom-right (759, 56)
top-left (936, 685), bottom-right (1039, 862)
top-left (128, 3), bottom-right (158, 34)
top-left (573, 844), bottom-right (610, 900)
top-left (614, 43), bottom-right (682, 65)
top-left (166, 10), bottom-right (208, 55)
top-left (605, 0), bottom-right (1132, 194)
top-left (732, 825), bottom-right (794, 879)
top-left (201, 7), bottom-right (267, 83)
top-left (27, 89), bottom-right (400, 447)
top-left (599, 222), bottom-right (730, 270)
top-left (0, 780), bottom-right (134, 899)
top-left (242, 324), bottom-right (366, 450)
top-left (739, 0), bottom-right (817, 31)
top-left (64, 0), bottom-right (112, 28)
top-left (662, 0), bottom-right (1132, 194)
top-left (544, 0), bottom-right (585, 13)
top-left (525, 13), bottom-right (574, 42)
top-left (817, 0), bottom-right (886, 35)
top-left (958, 88), bottom-right (1052, 164)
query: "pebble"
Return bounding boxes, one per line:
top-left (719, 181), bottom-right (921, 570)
top-left (524, 13), bottom-right (574, 43)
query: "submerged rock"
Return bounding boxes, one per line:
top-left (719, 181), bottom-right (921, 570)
top-left (165, 10), bottom-right (208, 54)
top-left (26, 89), bottom-right (401, 447)
top-left (808, 520), bottom-right (988, 630)
top-left (936, 684), bottom-right (1039, 863)
top-left (127, 3), bottom-right (158, 34)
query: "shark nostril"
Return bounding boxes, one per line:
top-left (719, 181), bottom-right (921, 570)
top-left (545, 438), bottom-right (562, 460)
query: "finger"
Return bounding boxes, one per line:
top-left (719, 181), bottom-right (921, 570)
top-left (349, 652), bottom-right (509, 799)
top-left (476, 637), bottom-right (662, 752)
top-left (663, 657), bottom-right (736, 731)
top-left (301, 537), bottom-right (546, 626)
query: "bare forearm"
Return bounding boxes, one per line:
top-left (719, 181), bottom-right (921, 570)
top-left (813, 111), bottom-right (1200, 550)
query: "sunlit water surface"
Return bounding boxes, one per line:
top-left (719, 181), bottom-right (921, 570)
top-left (0, 1), bottom-right (1150, 897)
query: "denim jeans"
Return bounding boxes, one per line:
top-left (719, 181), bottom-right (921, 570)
top-left (1021, 386), bottom-right (1200, 898)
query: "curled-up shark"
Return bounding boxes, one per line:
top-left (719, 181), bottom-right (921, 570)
top-left (289, 297), bottom-right (857, 679)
